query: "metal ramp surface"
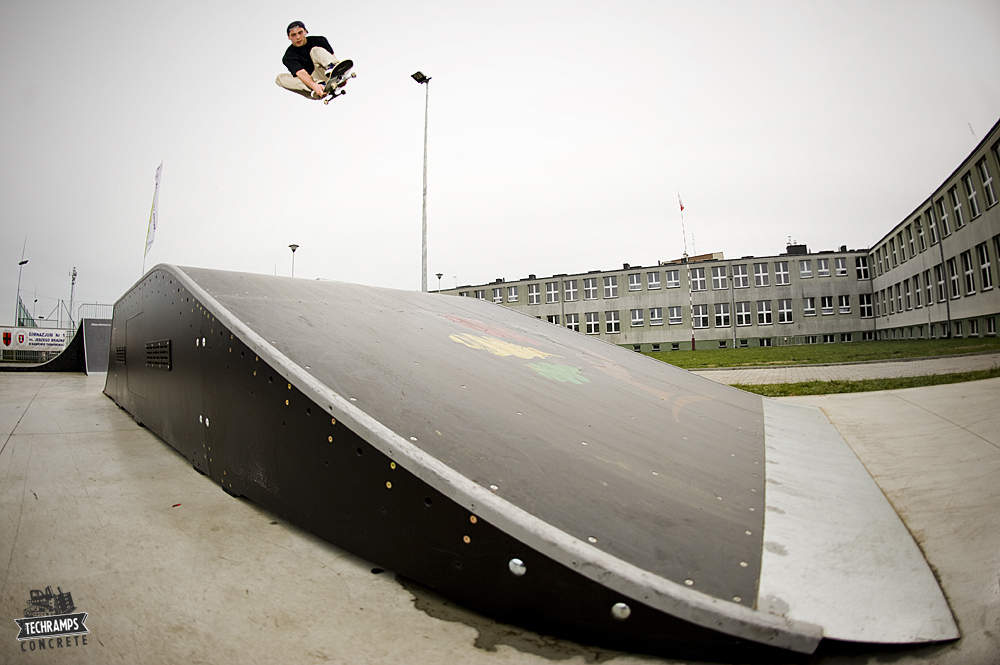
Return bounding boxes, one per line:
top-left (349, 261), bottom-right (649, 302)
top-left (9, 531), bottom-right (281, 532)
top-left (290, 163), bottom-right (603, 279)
top-left (103, 265), bottom-right (957, 659)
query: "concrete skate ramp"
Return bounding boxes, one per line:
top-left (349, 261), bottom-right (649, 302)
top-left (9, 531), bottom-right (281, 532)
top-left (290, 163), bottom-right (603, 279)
top-left (103, 265), bottom-right (957, 658)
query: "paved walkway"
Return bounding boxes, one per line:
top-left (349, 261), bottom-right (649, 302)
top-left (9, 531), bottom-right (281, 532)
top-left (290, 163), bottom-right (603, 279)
top-left (691, 351), bottom-right (1000, 385)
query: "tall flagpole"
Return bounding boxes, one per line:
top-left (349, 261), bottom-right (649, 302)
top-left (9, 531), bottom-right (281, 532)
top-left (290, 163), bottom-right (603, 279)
top-left (679, 193), bottom-right (695, 351)
top-left (143, 161), bottom-right (163, 275)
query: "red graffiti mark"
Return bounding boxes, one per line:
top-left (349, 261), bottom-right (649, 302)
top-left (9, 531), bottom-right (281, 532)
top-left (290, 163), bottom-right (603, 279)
top-left (580, 351), bottom-right (714, 422)
top-left (442, 315), bottom-right (537, 344)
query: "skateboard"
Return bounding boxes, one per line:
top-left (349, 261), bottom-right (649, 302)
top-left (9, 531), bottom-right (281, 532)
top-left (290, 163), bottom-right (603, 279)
top-left (322, 59), bottom-right (356, 104)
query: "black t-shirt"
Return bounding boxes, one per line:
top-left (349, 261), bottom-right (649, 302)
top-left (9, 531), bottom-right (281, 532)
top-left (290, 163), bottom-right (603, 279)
top-left (283, 35), bottom-right (334, 76)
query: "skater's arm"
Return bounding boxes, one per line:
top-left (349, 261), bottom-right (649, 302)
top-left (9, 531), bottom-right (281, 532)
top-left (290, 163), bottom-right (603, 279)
top-left (295, 69), bottom-right (325, 98)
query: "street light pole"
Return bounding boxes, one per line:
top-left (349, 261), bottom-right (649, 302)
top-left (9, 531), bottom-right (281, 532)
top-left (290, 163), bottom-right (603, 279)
top-left (436, 272), bottom-right (443, 292)
top-left (412, 71), bottom-right (431, 292)
top-left (14, 238), bottom-right (28, 327)
top-left (289, 244), bottom-right (299, 278)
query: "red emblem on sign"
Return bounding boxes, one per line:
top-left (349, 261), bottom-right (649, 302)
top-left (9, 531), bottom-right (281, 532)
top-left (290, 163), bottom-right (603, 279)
top-left (18, 333), bottom-right (25, 344)
top-left (2, 332), bottom-right (10, 346)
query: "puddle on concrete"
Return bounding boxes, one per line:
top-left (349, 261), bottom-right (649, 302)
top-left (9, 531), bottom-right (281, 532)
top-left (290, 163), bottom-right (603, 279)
top-left (395, 575), bottom-right (627, 663)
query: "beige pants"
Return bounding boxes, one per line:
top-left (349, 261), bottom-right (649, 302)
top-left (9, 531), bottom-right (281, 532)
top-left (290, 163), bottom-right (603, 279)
top-left (275, 46), bottom-right (338, 99)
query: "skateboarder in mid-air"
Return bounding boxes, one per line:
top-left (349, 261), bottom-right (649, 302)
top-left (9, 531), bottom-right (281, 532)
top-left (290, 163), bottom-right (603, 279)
top-left (276, 21), bottom-right (353, 101)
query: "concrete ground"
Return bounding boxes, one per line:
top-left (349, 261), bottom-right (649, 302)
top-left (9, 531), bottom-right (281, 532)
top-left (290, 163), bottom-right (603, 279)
top-left (690, 351), bottom-right (1000, 385)
top-left (1, 371), bottom-right (997, 665)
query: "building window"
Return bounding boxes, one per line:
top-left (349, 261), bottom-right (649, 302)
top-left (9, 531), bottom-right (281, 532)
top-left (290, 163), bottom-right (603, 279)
top-left (947, 258), bottom-right (961, 298)
top-left (914, 274), bottom-right (922, 307)
top-left (754, 263), bottom-right (770, 287)
top-left (583, 278), bottom-right (597, 300)
top-left (799, 260), bottom-right (812, 278)
top-left (955, 320), bottom-right (963, 337)
top-left (692, 304), bottom-right (708, 328)
top-left (564, 279), bottom-right (578, 301)
top-left (546, 315), bottom-right (560, 325)
top-left (923, 269), bottom-right (933, 306)
top-left (458, 291), bottom-right (469, 297)
top-left (803, 297), bottom-right (816, 316)
top-left (545, 282), bottom-right (559, 303)
top-left (977, 243), bottom-right (993, 291)
top-left (906, 226), bottom-right (915, 257)
top-left (949, 186), bottom-right (964, 228)
top-left (689, 268), bottom-right (705, 291)
top-left (603, 276), bottom-right (618, 298)
top-left (736, 301), bottom-right (752, 326)
top-left (606, 311), bottom-right (620, 333)
top-left (647, 272), bottom-right (661, 289)
top-left (712, 266), bottom-right (728, 290)
top-left (928, 206), bottom-right (941, 243)
top-left (970, 319), bottom-right (979, 337)
top-left (715, 303), bottom-right (730, 327)
top-left (860, 293), bottom-right (873, 318)
top-left (823, 334), bottom-right (836, 343)
top-left (566, 313), bottom-right (579, 332)
top-left (915, 218), bottom-right (926, 251)
top-left (896, 283), bottom-right (903, 312)
top-left (978, 158), bottom-right (997, 208)
top-left (904, 280), bottom-right (912, 309)
top-left (493, 288), bottom-right (503, 303)
top-left (664, 307), bottom-right (678, 325)
top-left (935, 265), bottom-right (946, 302)
top-left (732, 264), bottom-right (748, 288)
top-left (854, 256), bottom-right (869, 280)
top-left (963, 172), bottom-right (981, 218)
top-left (987, 317), bottom-right (996, 336)
top-left (837, 294), bottom-right (850, 314)
top-left (841, 333), bottom-right (853, 343)
top-left (585, 312), bottom-right (599, 334)
top-left (653, 307), bottom-right (667, 326)
top-left (527, 283), bottom-right (540, 305)
top-left (819, 296), bottom-right (832, 315)
top-left (890, 238), bottom-right (898, 267)
top-left (760, 338), bottom-right (772, 347)
top-left (961, 250), bottom-right (976, 295)
top-left (665, 270), bottom-right (679, 288)
top-left (817, 258), bottom-right (830, 277)
top-left (630, 309), bottom-right (644, 327)
top-left (757, 300), bottom-right (772, 325)
top-left (898, 232), bottom-right (906, 262)
top-left (777, 299), bottom-right (792, 324)
top-left (628, 273), bottom-right (642, 291)
top-left (774, 261), bottom-right (789, 285)
top-left (804, 335), bottom-right (818, 344)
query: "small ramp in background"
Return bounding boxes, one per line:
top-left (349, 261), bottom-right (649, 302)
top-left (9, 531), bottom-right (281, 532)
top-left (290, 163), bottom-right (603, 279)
top-left (0, 318), bottom-right (111, 374)
top-left (102, 265), bottom-right (957, 660)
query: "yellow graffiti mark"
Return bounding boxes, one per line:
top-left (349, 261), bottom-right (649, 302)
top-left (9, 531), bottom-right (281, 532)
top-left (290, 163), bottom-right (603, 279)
top-left (450, 333), bottom-right (557, 360)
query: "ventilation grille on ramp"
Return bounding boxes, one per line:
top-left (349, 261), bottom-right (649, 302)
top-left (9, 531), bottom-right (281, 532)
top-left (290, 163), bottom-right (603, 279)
top-left (145, 340), bottom-right (171, 371)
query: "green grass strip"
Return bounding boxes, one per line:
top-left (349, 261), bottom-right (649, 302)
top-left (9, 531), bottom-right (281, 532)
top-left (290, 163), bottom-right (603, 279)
top-left (646, 337), bottom-right (1000, 369)
top-left (730, 367), bottom-right (1000, 397)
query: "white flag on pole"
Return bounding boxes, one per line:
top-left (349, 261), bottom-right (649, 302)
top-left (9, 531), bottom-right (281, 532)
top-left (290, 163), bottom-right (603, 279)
top-left (145, 161), bottom-right (163, 257)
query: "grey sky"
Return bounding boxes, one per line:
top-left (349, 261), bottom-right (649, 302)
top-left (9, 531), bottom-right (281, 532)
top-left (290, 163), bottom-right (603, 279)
top-left (2, 0), bottom-right (998, 325)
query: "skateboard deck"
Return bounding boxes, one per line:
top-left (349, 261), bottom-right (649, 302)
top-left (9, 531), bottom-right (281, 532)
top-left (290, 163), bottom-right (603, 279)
top-left (323, 59), bottom-right (356, 104)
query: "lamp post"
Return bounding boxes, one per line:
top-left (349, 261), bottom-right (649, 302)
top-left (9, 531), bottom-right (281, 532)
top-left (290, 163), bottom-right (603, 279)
top-left (412, 71), bottom-right (431, 292)
top-left (289, 244), bottom-right (299, 278)
top-left (15, 259), bottom-right (28, 326)
top-left (435, 272), bottom-right (443, 292)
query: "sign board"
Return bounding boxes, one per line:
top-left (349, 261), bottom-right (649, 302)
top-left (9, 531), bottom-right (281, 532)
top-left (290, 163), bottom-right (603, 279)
top-left (1, 328), bottom-right (69, 352)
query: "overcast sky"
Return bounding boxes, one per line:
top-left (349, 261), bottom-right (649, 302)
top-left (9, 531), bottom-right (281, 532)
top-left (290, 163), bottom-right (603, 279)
top-left (2, 0), bottom-right (999, 325)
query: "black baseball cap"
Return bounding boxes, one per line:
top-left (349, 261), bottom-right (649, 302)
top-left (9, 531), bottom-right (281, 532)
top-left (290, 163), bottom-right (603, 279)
top-left (287, 21), bottom-right (306, 35)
